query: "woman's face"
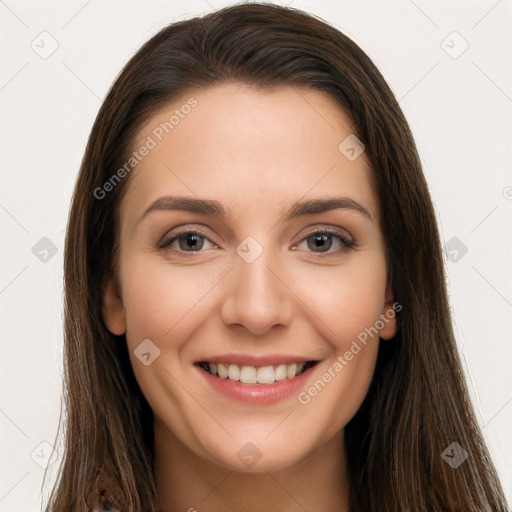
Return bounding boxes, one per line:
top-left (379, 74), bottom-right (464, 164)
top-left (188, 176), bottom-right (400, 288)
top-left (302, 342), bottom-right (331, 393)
top-left (103, 82), bottom-right (396, 473)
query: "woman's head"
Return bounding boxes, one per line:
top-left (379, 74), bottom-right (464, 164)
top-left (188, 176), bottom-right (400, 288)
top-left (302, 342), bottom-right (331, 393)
top-left (101, 81), bottom-right (396, 474)
top-left (47, 3), bottom-right (507, 511)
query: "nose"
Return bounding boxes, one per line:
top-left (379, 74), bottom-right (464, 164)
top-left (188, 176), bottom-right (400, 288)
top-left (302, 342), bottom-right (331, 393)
top-left (220, 249), bottom-right (294, 337)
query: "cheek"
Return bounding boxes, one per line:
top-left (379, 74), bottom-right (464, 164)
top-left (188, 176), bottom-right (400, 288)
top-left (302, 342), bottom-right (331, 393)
top-left (291, 255), bottom-right (385, 427)
top-left (120, 255), bottom-right (219, 348)
top-left (118, 257), bottom-right (218, 431)
top-left (293, 253), bottom-right (388, 349)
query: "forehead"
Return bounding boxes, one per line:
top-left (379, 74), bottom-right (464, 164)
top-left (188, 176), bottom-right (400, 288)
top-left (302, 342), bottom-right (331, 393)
top-left (121, 82), bottom-right (376, 227)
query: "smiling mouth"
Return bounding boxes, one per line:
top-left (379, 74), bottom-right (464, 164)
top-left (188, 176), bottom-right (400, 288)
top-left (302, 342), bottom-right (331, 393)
top-left (196, 361), bottom-right (318, 385)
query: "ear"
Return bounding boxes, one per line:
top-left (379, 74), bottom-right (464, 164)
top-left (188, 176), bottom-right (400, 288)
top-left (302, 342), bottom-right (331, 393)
top-left (102, 276), bottom-right (126, 336)
top-left (379, 275), bottom-right (397, 341)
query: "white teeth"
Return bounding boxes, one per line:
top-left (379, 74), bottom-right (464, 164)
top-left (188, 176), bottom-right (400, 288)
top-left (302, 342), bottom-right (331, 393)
top-left (217, 362), bottom-right (228, 379)
top-left (205, 361), bottom-right (311, 384)
top-left (286, 363), bottom-right (297, 379)
top-left (274, 364), bottom-right (287, 381)
top-left (240, 366), bottom-right (257, 384)
top-left (228, 364), bottom-right (240, 381)
top-left (257, 366), bottom-right (274, 384)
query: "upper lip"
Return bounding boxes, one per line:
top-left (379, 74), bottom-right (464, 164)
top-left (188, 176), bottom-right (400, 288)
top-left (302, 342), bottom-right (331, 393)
top-left (196, 353), bottom-right (317, 367)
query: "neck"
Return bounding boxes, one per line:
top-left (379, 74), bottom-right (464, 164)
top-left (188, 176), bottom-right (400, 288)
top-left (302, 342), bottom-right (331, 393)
top-left (154, 418), bottom-right (350, 512)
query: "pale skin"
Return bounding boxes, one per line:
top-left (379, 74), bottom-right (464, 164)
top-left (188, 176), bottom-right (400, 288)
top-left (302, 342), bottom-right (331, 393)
top-left (103, 82), bottom-right (396, 512)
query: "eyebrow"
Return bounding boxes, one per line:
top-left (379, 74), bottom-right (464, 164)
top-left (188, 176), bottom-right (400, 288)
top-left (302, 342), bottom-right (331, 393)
top-left (284, 197), bottom-right (372, 221)
top-left (135, 194), bottom-right (372, 229)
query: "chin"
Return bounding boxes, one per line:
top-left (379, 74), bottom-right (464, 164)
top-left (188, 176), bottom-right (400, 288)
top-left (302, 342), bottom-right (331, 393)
top-left (198, 432), bottom-right (317, 474)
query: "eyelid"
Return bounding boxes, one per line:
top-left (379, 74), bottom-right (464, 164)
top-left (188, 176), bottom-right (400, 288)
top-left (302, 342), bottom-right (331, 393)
top-left (298, 224), bottom-right (353, 242)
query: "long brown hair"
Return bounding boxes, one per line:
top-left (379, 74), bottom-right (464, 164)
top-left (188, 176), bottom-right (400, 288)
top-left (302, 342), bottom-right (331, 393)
top-left (45, 3), bottom-right (508, 511)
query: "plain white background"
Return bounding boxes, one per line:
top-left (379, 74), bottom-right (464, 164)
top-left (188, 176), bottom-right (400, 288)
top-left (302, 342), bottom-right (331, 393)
top-left (1, 1), bottom-right (511, 510)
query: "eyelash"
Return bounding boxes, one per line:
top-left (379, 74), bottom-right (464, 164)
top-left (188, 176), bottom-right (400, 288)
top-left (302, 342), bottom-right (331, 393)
top-left (158, 227), bottom-right (355, 256)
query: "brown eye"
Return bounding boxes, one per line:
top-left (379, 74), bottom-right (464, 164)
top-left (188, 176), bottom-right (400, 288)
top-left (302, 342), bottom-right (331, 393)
top-left (295, 229), bottom-right (354, 255)
top-left (178, 233), bottom-right (204, 251)
top-left (159, 231), bottom-right (216, 252)
top-left (307, 234), bottom-right (333, 252)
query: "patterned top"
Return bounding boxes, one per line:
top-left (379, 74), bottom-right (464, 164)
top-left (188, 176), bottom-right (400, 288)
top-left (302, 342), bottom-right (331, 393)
top-left (93, 469), bottom-right (125, 512)
top-left (93, 491), bottom-right (123, 511)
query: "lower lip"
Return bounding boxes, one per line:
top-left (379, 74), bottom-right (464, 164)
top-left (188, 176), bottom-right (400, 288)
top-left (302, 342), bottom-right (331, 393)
top-left (195, 363), bottom-right (318, 405)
